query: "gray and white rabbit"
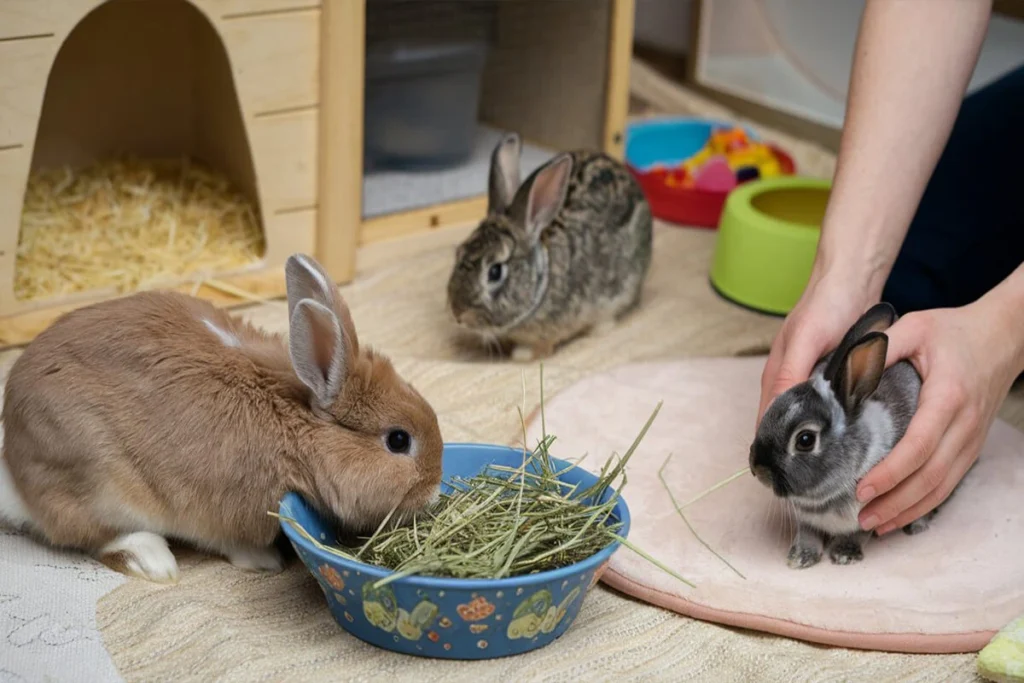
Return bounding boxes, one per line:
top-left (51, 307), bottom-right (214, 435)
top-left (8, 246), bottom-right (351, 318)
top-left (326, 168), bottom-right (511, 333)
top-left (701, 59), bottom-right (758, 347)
top-left (446, 133), bottom-right (653, 361)
top-left (750, 302), bottom-right (952, 569)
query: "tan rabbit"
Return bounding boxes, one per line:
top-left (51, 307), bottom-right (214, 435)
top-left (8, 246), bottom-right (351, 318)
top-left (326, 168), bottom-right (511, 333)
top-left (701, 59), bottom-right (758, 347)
top-left (0, 254), bottom-right (443, 583)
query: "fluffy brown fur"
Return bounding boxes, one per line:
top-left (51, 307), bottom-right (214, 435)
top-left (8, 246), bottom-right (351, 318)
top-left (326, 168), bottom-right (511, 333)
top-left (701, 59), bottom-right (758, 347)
top-left (0, 254), bottom-right (442, 582)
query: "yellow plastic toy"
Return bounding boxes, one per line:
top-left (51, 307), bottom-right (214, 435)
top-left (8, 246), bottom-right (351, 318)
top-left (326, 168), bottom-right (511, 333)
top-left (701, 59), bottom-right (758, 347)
top-left (680, 127), bottom-right (782, 182)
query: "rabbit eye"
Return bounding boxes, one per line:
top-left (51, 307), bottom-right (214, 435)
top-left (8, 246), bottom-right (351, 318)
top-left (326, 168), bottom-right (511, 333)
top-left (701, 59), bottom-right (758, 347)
top-left (386, 429), bottom-right (411, 454)
top-left (794, 430), bottom-right (816, 453)
top-left (487, 262), bottom-right (507, 284)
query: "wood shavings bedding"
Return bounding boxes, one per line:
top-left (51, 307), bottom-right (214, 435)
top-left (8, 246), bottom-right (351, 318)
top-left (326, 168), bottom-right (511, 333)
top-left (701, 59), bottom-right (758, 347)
top-left (16, 157), bottom-right (266, 302)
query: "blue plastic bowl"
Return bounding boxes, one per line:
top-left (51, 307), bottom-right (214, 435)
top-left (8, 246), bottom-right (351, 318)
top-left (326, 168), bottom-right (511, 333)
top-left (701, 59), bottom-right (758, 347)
top-left (625, 116), bottom-right (759, 172)
top-left (278, 443), bottom-right (631, 660)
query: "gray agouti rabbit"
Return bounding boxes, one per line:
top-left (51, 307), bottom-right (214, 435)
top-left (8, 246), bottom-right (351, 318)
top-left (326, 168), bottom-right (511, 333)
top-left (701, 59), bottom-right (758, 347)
top-left (446, 133), bottom-right (654, 361)
top-left (749, 302), bottom-right (957, 569)
top-left (0, 254), bottom-right (443, 583)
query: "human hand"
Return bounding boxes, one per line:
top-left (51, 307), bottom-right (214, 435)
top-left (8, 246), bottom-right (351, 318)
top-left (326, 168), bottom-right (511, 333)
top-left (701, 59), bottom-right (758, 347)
top-left (856, 300), bottom-right (1023, 534)
top-left (757, 271), bottom-right (877, 425)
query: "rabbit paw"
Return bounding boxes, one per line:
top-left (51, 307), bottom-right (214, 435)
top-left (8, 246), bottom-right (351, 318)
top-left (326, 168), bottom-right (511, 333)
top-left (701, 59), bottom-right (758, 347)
top-left (828, 537), bottom-right (864, 565)
top-left (787, 543), bottom-right (822, 570)
top-left (99, 531), bottom-right (179, 583)
top-left (226, 546), bottom-right (283, 573)
top-left (510, 342), bottom-right (554, 363)
top-left (510, 345), bottom-right (536, 363)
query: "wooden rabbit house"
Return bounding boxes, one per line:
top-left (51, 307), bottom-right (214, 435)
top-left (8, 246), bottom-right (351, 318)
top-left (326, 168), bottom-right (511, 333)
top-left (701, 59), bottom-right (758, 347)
top-left (0, 0), bottom-right (634, 345)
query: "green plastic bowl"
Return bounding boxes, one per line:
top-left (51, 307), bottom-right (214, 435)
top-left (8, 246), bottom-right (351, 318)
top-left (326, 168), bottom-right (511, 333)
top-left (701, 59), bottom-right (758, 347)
top-left (710, 176), bottom-right (831, 315)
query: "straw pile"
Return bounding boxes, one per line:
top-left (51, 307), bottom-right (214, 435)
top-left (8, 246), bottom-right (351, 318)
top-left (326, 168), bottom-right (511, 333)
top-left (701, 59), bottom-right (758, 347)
top-left (16, 157), bottom-right (265, 302)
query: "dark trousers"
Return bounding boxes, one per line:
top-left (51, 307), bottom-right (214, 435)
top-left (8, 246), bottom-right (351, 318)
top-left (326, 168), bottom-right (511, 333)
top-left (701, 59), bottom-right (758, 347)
top-left (883, 65), bottom-right (1024, 315)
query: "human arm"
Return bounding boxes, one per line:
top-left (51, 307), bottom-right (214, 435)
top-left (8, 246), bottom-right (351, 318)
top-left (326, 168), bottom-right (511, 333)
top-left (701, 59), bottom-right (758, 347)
top-left (757, 0), bottom-right (993, 421)
top-left (857, 263), bottom-right (1024, 534)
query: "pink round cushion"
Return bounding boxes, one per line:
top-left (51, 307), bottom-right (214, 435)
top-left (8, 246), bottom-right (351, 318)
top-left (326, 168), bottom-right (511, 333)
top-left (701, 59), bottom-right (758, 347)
top-left (524, 357), bottom-right (1024, 654)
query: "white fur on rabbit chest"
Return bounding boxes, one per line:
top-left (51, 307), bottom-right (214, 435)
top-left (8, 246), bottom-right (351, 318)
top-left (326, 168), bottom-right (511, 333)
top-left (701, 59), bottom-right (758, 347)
top-left (792, 497), bottom-right (865, 536)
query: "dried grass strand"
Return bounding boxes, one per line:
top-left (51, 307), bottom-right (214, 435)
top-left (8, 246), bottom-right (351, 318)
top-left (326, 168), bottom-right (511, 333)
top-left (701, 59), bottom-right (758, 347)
top-left (659, 455), bottom-right (746, 580)
top-left (682, 468), bottom-right (748, 508)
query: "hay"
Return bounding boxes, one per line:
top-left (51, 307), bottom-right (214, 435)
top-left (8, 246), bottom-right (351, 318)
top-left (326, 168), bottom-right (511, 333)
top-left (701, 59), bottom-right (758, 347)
top-left (16, 157), bottom-right (266, 302)
top-left (659, 456), bottom-right (746, 580)
top-left (275, 367), bottom-right (697, 590)
top-left (277, 403), bottom-right (683, 589)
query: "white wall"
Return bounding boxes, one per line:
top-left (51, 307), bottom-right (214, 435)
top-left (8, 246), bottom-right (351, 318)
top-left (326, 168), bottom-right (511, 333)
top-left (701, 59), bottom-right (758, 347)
top-left (694, 0), bottom-right (1024, 129)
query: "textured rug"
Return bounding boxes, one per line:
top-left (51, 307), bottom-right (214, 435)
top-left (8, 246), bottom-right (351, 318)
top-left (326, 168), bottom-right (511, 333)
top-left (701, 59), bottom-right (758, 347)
top-left (2, 61), bottom-right (1022, 681)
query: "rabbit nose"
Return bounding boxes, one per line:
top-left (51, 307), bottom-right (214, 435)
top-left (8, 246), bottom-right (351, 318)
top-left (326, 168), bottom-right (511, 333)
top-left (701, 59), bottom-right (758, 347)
top-left (749, 443), bottom-right (774, 485)
top-left (748, 443), bottom-right (762, 472)
top-left (751, 464), bottom-right (774, 488)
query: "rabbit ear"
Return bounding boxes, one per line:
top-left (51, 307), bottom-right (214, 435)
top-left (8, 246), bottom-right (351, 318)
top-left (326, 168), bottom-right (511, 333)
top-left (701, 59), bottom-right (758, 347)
top-left (830, 331), bottom-right (888, 414)
top-left (285, 253), bottom-right (359, 356)
top-left (851, 301), bottom-right (897, 336)
top-left (289, 298), bottom-right (348, 407)
top-left (524, 153), bottom-right (572, 243)
top-left (823, 302), bottom-right (896, 384)
top-left (488, 132), bottom-right (521, 214)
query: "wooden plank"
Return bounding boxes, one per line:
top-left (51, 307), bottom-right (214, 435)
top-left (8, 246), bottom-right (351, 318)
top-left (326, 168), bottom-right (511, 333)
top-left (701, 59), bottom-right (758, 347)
top-left (263, 206), bottom-right (317, 264)
top-left (603, 0), bottom-right (635, 159)
top-left (215, 6), bottom-right (321, 115)
top-left (248, 107), bottom-right (319, 212)
top-left (0, 0), bottom-right (102, 40)
top-left (0, 265), bottom-right (289, 349)
top-left (0, 145), bottom-right (32, 316)
top-left (0, 0), bottom-right (320, 336)
top-left (315, 0), bottom-right (363, 283)
top-left (201, 0), bottom-right (322, 19)
top-left (0, 36), bottom-right (57, 147)
top-left (360, 196), bottom-right (487, 245)
top-left (29, 0), bottom-right (204, 170)
top-left (686, 0), bottom-right (704, 83)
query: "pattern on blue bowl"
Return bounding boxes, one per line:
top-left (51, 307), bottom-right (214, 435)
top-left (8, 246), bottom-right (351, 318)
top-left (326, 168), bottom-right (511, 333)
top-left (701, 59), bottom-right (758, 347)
top-left (278, 443), bottom-right (630, 660)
